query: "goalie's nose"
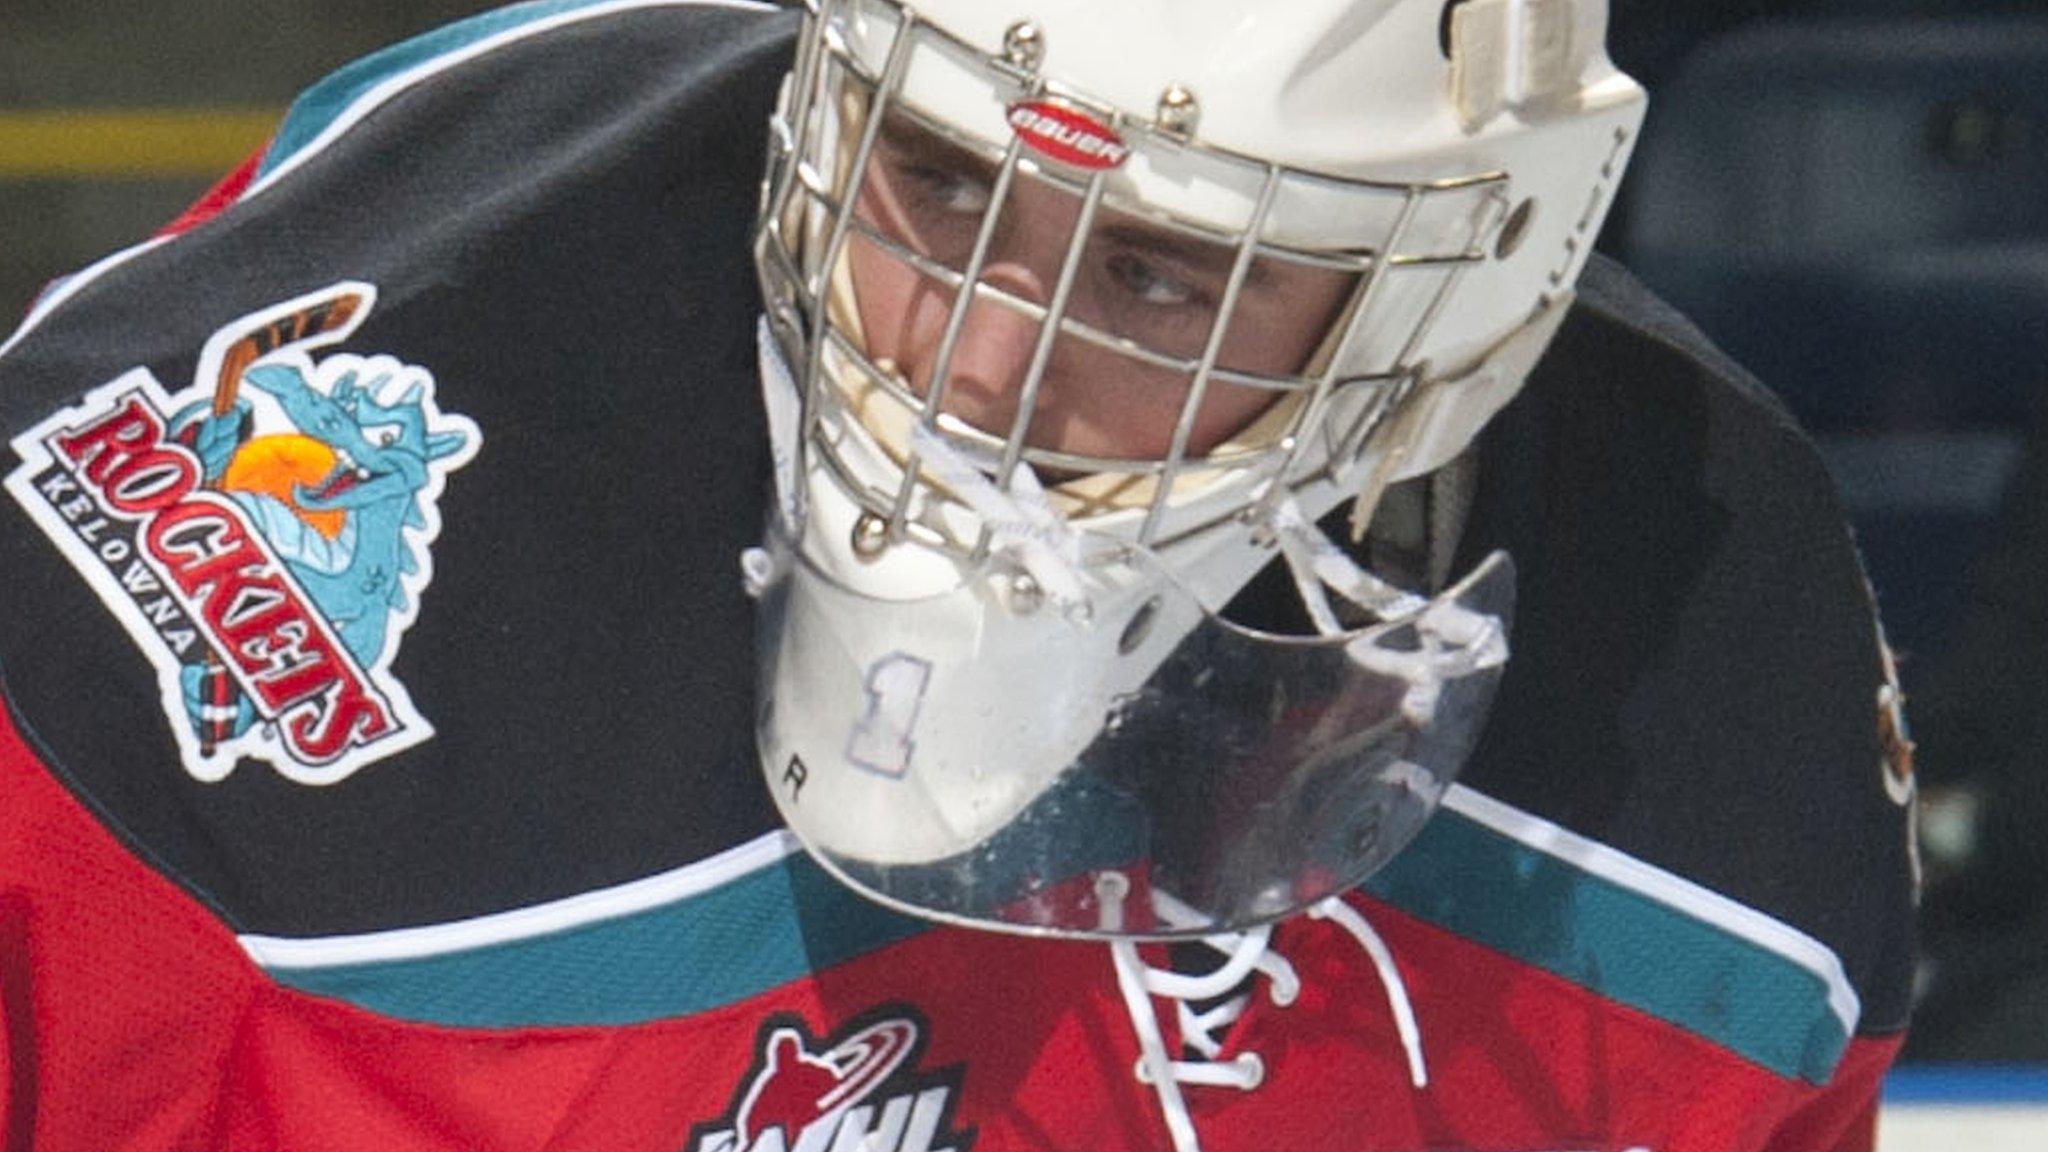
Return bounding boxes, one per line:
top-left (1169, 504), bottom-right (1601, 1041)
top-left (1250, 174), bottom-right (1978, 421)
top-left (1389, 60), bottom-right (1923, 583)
top-left (909, 260), bottom-right (1050, 441)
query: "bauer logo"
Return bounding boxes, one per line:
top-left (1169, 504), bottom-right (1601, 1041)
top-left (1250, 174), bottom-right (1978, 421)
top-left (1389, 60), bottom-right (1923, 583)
top-left (3, 282), bottom-right (479, 787)
top-left (1005, 100), bottom-right (1130, 170)
top-left (687, 1010), bottom-right (973, 1152)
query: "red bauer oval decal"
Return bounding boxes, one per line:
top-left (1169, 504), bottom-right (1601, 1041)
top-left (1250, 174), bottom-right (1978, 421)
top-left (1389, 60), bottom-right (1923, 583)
top-left (1005, 100), bottom-right (1131, 170)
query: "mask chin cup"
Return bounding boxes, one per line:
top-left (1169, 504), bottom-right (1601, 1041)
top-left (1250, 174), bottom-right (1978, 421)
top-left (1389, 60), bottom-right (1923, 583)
top-left (753, 515), bottom-right (1514, 941)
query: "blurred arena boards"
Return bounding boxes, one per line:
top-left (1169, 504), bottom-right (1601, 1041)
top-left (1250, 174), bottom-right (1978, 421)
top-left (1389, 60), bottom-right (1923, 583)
top-left (1882, 1068), bottom-right (2048, 1150)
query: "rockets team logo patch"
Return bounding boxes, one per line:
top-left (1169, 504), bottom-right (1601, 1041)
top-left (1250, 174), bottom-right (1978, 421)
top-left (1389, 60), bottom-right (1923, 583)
top-left (3, 281), bottom-right (478, 786)
top-left (688, 1009), bottom-right (973, 1152)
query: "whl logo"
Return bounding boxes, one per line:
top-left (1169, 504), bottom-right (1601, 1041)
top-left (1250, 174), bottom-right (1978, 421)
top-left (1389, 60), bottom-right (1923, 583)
top-left (688, 1009), bottom-right (973, 1152)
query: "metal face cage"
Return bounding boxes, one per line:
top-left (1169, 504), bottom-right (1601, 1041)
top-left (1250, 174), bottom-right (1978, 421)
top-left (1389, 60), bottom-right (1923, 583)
top-left (753, 0), bottom-right (1514, 554)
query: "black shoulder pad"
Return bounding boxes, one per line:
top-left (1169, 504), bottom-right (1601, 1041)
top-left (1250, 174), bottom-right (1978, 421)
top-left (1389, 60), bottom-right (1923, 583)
top-left (1456, 254), bottom-right (1917, 1034)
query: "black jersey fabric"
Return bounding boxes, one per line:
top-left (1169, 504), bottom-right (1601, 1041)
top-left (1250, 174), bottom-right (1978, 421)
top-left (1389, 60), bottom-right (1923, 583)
top-left (0, 0), bottom-right (1911, 1037)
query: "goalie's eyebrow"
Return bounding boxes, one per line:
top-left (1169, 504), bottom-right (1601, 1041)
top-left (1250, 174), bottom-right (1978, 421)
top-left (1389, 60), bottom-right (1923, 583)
top-left (877, 109), bottom-right (998, 176)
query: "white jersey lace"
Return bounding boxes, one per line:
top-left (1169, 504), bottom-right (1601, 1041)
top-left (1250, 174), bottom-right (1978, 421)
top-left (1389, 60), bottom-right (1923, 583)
top-left (1106, 895), bottom-right (1430, 1152)
top-left (1100, 498), bottom-right (1461, 1151)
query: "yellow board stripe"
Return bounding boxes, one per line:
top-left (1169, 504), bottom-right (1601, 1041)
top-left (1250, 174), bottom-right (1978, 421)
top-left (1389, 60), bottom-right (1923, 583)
top-left (0, 110), bottom-right (280, 178)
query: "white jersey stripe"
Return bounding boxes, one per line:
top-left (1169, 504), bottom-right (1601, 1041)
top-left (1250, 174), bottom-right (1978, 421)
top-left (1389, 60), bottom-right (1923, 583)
top-left (1443, 783), bottom-right (1863, 1037)
top-left (241, 829), bottom-right (800, 969)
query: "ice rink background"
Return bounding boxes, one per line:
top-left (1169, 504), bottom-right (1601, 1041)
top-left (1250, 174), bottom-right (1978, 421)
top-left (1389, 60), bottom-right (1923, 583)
top-left (1882, 1069), bottom-right (2048, 1149)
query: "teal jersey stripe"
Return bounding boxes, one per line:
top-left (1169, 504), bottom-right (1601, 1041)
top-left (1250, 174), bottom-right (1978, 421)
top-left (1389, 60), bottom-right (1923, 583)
top-left (265, 847), bottom-right (929, 1029)
top-left (260, 798), bottom-right (1849, 1079)
top-left (259, 0), bottom-right (675, 179)
top-left (1362, 807), bottom-right (1850, 1085)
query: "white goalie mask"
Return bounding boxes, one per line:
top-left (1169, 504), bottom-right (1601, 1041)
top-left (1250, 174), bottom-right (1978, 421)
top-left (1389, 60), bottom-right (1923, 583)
top-left (749, 0), bottom-right (1646, 940)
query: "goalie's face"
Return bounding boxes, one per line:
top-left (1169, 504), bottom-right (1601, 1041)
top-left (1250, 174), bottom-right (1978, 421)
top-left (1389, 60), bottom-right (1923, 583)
top-left (844, 110), bottom-right (1360, 463)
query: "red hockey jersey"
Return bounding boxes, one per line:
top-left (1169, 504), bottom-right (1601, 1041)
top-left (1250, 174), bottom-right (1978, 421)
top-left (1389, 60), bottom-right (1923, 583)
top-left (0, 3), bottom-right (1914, 1150)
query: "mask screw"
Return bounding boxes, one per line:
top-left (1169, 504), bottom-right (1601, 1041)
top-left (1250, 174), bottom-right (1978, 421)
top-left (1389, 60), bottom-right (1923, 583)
top-left (1156, 85), bottom-right (1201, 138)
top-left (851, 512), bottom-right (891, 561)
top-left (1006, 571), bottom-right (1045, 616)
top-left (1002, 21), bottom-right (1046, 72)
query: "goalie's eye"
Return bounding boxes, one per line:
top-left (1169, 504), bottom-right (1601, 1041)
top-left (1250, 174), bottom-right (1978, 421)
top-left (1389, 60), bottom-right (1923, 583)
top-left (1104, 252), bottom-right (1204, 309)
top-left (898, 163), bottom-right (993, 216)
